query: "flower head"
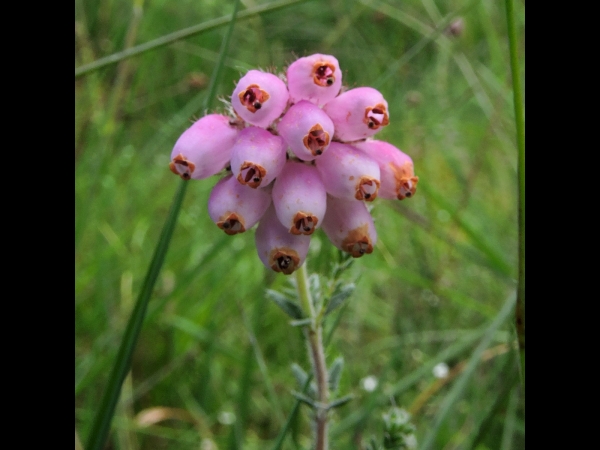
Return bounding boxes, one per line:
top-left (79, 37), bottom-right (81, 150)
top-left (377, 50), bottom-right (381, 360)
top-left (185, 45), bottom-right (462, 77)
top-left (169, 54), bottom-right (419, 274)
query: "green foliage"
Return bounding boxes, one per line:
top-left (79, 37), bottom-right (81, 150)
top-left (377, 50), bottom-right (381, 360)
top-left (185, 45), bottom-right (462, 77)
top-left (75, 0), bottom-right (525, 448)
top-left (328, 357), bottom-right (344, 394)
top-left (266, 289), bottom-right (305, 320)
top-left (325, 283), bottom-right (355, 316)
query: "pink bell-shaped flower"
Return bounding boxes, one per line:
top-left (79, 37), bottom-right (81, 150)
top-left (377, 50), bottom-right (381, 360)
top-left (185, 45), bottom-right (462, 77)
top-left (231, 70), bottom-right (289, 128)
top-left (277, 100), bottom-right (334, 161)
top-left (286, 53), bottom-right (342, 106)
top-left (272, 161), bottom-right (327, 235)
top-left (255, 205), bottom-right (311, 275)
top-left (208, 175), bottom-right (272, 235)
top-left (322, 87), bottom-right (389, 142)
top-left (315, 142), bottom-right (381, 202)
top-left (169, 114), bottom-right (238, 180)
top-left (230, 126), bottom-right (287, 189)
top-left (354, 140), bottom-right (419, 200)
top-left (321, 196), bottom-right (377, 258)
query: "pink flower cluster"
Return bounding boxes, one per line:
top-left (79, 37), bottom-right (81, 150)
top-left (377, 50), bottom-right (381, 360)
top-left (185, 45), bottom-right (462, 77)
top-left (169, 54), bottom-right (419, 275)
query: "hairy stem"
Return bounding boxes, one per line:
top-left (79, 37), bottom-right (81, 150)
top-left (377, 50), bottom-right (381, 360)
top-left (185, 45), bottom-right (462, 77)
top-left (296, 262), bottom-right (329, 450)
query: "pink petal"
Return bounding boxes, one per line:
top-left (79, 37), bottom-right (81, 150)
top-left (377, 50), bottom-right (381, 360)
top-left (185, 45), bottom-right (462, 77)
top-left (321, 196), bottom-right (377, 258)
top-left (231, 70), bottom-right (289, 128)
top-left (322, 87), bottom-right (389, 142)
top-left (354, 140), bottom-right (418, 200)
top-left (315, 142), bottom-right (381, 201)
top-left (287, 54), bottom-right (343, 106)
top-left (230, 126), bottom-right (287, 189)
top-left (278, 100), bottom-right (334, 161)
top-left (208, 175), bottom-right (272, 234)
top-left (169, 114), bottom-right (238, 180)
top-left (255, 205), bottom-right (311, 274)
top-left (272, 161), bottom-right (327, 235)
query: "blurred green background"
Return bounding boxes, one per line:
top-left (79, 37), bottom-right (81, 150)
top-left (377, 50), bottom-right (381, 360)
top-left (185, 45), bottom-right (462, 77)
top-left (75, 0), bottom-right (525, 448)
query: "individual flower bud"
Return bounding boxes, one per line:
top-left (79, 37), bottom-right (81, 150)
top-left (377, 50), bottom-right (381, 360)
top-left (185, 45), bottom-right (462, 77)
top-left (354, 140), bottom-right (419, 200)
top-left (286, 53), bottom-right (342, 106)
top-left (321, 196), bottom-right (377, 258)
top-left (208, 175), bottom-right (272, 235)
top-left (315, 142), bottom-right (381, 202)
top-left (272, 161), bottom-right (327, 235)
top-left (231, 70), bottom-right (289, 128)
top-left (230, 126), bottom-right (287, 189)
top-left (169, 114), bottom-right (238, 180)
top-left (277, 100), bottom-right (334, 161)
top-left (322, 87), bottom-right (389, 141)
top-left (255, 205), bottom-right (311, 274)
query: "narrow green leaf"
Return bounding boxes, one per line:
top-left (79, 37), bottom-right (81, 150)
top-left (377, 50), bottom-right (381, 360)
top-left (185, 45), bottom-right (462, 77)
top-left (327, 394), bottom-right (354, 410)
top-left (290, 318), bottom-right (313, 327)
top-left (75, 0), bottom-right (310, 77)
top-left (230, 293), bottom-right (280, 449)
top-left (291, 363), bottom-right (309, 391)
top-left (420, 293), bottom-right (516, 450)
top-left (309, 273), bottom-right (321, 308)
top-left (331, 328), bottom-right (485, 438)
top-left (500, 387), bottom-right (520, 450)
top-left (330, 252), bottom-right (354, 279)
top-left (84, 180), bottom-right (188, 450)
top-left (466, 354), bottom-right (518, 449)
top-left (421, 184), bottom-right (512, 277)
top-left (291, 391), bottom-right (318, 409)
top-left (83, 2), bottom-right (241, 447)
top-left (270, 374), bottom-right (313, 450)
top-left (325, 283), bottom-right (355, 315)
top-left (266, 289), bottom-right (304, 320)
top-left (328, 356), bottom-right (344, 393)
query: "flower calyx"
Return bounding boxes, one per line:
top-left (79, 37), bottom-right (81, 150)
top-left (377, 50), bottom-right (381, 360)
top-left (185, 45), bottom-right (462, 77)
top-left (169, 153), bottom-right (195, 180)
top-left (238, 84), bottom-right (271, 113)
top-left (270, 249), bottom-right (301, 275)
top-left (355, 176), bottom-right (380, 201)
top-left (217, 213), bottom-right (246, 235)
top-left (303, 124), bottom-right (330, 156)
top-left (364, 103), bottom-right (390, 130)
top-left (342, 225), bottom-right (374, 258)
top-left (291, 212), bottom-right (318, 235)
top-left (237, 162), bottom-right (267, 188)
top-left (313, 62), bottom-right (336, 87)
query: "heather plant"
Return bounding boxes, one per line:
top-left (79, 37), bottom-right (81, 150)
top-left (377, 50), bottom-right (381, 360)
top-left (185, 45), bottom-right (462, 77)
top-left (75, 0), bottom-right (524, 449)
top-left (166, 54), bottom-right (420, 447)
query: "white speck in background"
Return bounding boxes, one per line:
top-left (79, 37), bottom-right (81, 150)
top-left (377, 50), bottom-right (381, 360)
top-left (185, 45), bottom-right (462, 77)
top-left (433, 362), bottom-right (449, 379)
top-left (218, 411), bottom-right (236, 425)
top-left (360, 375), bottom-right (378, 392)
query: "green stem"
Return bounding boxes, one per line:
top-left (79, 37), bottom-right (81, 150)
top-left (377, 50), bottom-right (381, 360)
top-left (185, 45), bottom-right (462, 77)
top-left (75, 0), bottom-right (309, 78)
top-left (296, 262), bottom-right (316, 321)
top-left (270, 304), bottom-right (346, 450)
top-left (504, 0), bottom-right (525, 390)
top-left (295, 262), bottom-right (329, 450)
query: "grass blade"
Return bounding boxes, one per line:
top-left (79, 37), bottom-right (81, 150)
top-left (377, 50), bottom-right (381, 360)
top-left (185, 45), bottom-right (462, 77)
top-left (84, 179), bottom-right (188, 450)
top-left (75, 0), bottom-right (310, 78)
top-left (420, 293), bottom-right (516, 450)
top-left (505, 0), bottom-right (525, 392)
top-left (331, 328), bottom-right (485, 439)
top-left (83, 1), bottom-right (241, 447)
top-left (463, 353), bottom-right (518, 449)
